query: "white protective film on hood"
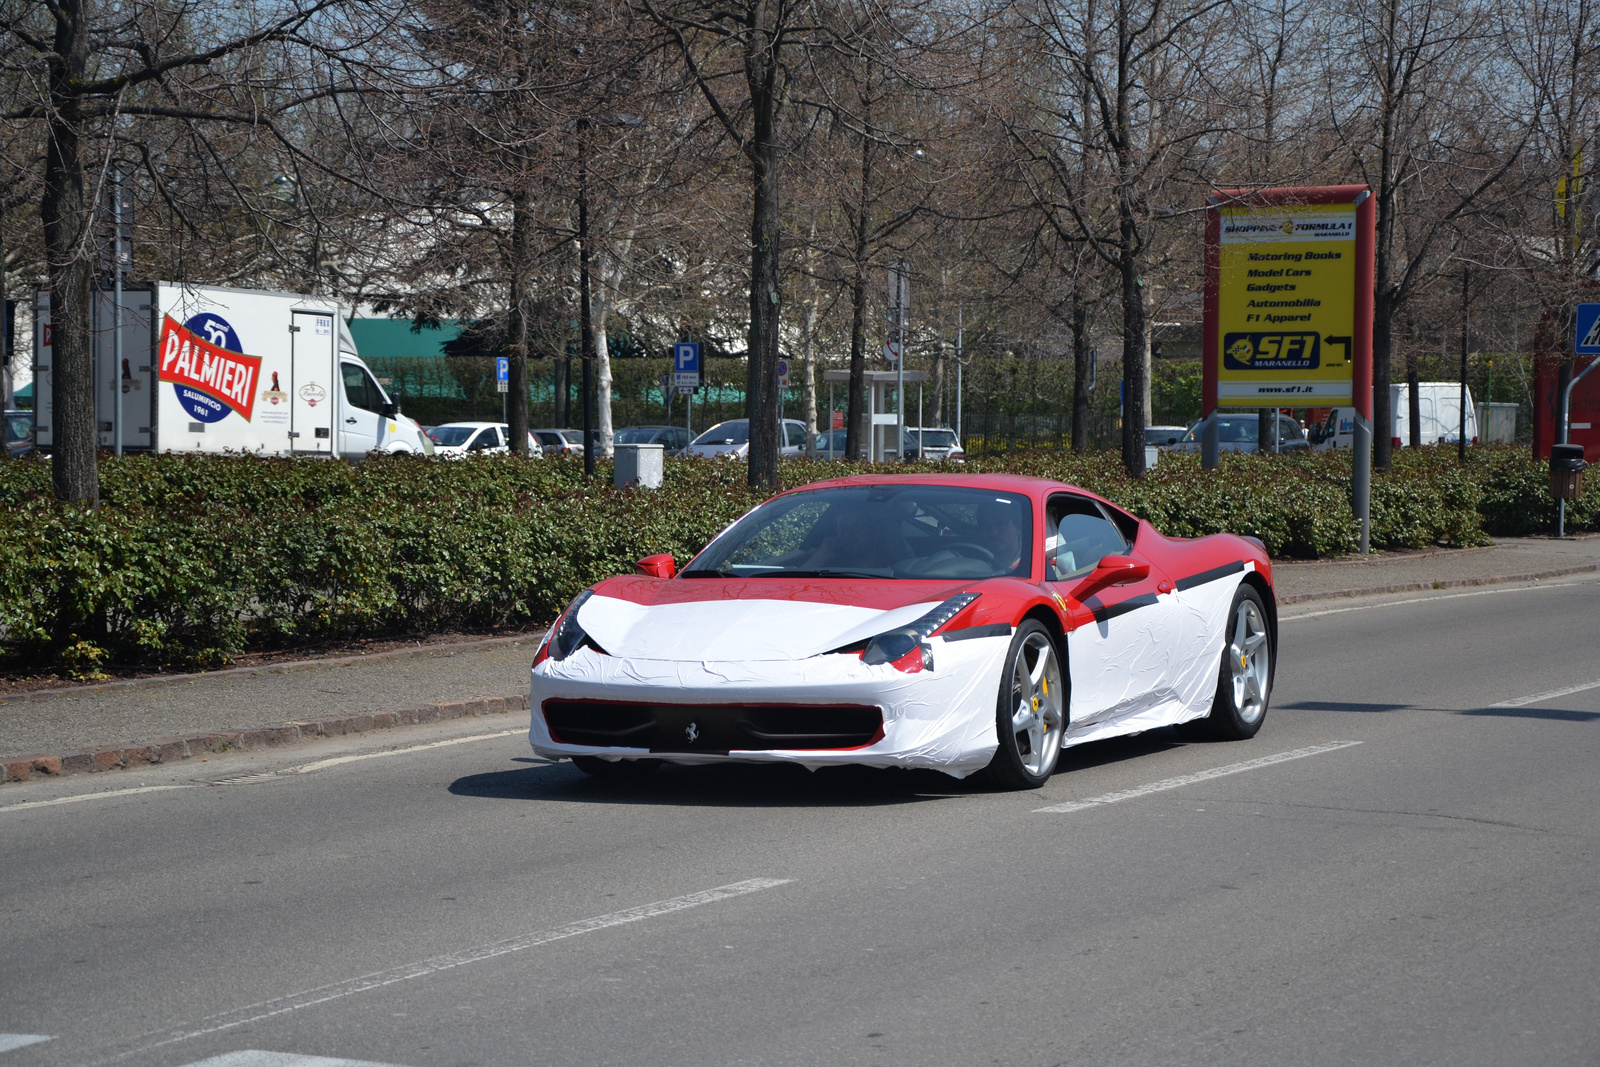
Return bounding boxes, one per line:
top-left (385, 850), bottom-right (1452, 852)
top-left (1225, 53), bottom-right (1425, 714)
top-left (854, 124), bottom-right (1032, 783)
top-left (529, 631), bottom-right (1010, 776)
top-left (577, 594), bottom-right (942, 662)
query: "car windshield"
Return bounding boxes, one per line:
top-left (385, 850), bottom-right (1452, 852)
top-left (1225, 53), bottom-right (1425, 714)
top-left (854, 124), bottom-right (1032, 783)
top-left (683, 484), bottom-right (1034, 581)
top-left (4, 413), bottom-right (29, 444)
top-left (559, 431), bottom-right (583, 445)
top-left (615, 428), bottom-right (661, 444)
top-left (694, 421), bottom-right (748, 446)
top-left (914, 430), bottom-right (958, 449)
top-left (1145, 427), bottom-right (1181, 446)
top-left (1180, 419), bottom-right (1260, 443)
top-left (429, 426), bottom-right (476, 446)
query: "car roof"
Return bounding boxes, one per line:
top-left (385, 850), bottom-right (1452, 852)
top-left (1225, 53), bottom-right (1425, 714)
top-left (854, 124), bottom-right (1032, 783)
top-left (436, 421), bottom-right (503, 429)
top-left (777, 472), bottom-right (1087, 497)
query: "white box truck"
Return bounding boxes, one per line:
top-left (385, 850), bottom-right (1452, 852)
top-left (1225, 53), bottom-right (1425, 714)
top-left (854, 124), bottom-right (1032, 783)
top-left (1311, 383), bottom-right (1478, 451)
top-left (32, 283), bottom-right (431, 457)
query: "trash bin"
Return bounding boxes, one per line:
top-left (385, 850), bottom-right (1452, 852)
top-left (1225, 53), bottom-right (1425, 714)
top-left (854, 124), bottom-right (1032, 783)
top-left (1549, 443), bottom-right (1587, 501)
top-left (614, 443), bottom-right (664, 490)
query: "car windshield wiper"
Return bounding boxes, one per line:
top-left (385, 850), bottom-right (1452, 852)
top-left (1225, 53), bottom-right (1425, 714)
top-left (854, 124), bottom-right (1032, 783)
top-left (767, 568), bottom-right (896, 579)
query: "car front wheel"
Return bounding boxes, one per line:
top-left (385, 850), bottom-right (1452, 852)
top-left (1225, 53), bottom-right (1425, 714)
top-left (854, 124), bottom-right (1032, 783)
top-left (984, 620), bottom-right (1066, 789)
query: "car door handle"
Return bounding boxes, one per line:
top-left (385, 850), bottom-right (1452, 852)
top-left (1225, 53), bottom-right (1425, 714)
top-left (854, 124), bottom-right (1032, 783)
top-left (346, 417), bottom-right (358, 424)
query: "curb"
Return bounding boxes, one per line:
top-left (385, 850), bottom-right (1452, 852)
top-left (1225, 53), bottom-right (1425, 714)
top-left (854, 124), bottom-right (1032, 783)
top-left (1277, 564), bottom-right (1598, 606)
top-left (0, 632), bottom-right (545, 706)
top-left (1, 693), bottom-right (529, 784)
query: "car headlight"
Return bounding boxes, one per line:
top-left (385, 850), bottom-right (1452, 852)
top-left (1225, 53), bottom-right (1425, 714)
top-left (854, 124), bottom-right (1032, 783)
top-left (862, 593), bottom-right (979, 671)
top-left (547, 590), bottom-right (595, 661)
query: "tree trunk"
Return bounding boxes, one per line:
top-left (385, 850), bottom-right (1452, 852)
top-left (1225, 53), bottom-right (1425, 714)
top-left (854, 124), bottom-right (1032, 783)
top-left (844, 99), bottom-right (873, 464)
top-left (1373, 285), bottom-right (1394, 466)
top-left (743, 9), bottom-right (782, 490)
top-left (43, 0), bottom-right (96, 505)
top-left (1071, 295), bottom-right (1090, 452)
top-left (1406, 349), bottom-right (1421, 448)
top-left (555, 358), bottom-right (569, 426)
top-left (1118, 246), bottom-right (1148, 477)
top-left (507, 185), bottom-right (531, 456)
top-left (800, 293), bottom-right (818, 447)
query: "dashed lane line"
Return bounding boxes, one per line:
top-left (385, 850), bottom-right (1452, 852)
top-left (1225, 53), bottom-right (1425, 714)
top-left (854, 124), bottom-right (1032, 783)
top-left (97, 878), bottom-right (792, 1064)
top-left (1035, 741), bottom-right (1363, 814)
top-left (177, 1052), bottom-right (409, 1067)
top-left (1491, 678), bottom-right (1600, 708)
top-left (0, 785), bottom-right (194, 815)
top-left (0, 1035), bottom-right (53, 1054)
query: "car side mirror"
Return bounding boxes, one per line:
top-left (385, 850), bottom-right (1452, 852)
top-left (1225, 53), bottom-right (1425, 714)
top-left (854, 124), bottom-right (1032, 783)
top-left (1075, 554), bottom-right (1150, 595)
top-left (380, 401), bottom-right (398, 418)
top-left (635, 553), bottom-right (676, 579)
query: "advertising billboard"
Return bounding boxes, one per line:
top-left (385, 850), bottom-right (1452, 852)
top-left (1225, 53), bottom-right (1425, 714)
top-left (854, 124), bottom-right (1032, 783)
top-left (1204, 186), bottom-right (1374, 412)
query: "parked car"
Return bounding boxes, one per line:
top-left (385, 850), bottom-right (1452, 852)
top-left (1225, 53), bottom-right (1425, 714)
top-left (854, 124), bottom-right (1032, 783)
top-left (533, 428), bottom-right (585, 456)
top-left (1146, 425), bottom-right (1188, 448)
top-left (685, 418), bottom-right (811, 459)
top-left (615, 425), bottom-right (692, 456)
top-left (427, 422), bottom-right (542, 458)
top-left (532, 473), bottom-right (1277, 788)
top-left (908, 427), bottom-right (966, 462)
top-left (1171, 413), bottom-right (1309, 454)
top-left (5, 409), bottom-right (35, 458)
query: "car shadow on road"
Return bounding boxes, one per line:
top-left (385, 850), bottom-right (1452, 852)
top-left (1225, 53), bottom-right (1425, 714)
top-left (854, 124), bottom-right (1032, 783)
top-left (449, 759), bottom-right (972, 807)
top-left (1459, 706), bottom-right (1600, 722)
top-left (449, 732), bottom-right (1189, 808)
top-left (1279, 699), bottom-right (1414, 713)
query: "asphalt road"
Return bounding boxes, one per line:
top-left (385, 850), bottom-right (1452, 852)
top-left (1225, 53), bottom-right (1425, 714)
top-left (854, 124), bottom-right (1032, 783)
top-left (2, 575), bottom-right (1598, 1067)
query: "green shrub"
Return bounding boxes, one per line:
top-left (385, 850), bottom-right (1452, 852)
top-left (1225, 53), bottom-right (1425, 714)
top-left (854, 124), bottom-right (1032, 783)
top-left (0, 444), bottom-right (1588, 672)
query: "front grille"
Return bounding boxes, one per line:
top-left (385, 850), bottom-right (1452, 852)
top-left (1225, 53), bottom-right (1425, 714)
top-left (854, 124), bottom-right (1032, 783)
top-left (543, 701), bottom-right (884, 753)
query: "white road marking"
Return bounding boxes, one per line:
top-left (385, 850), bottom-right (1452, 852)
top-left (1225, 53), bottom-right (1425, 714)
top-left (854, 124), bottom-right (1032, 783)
top-left (0, 1035), bottom-right (53, 1053)
top-left (1282, 577), bottom-right (1598, 622)
top-left (1491, 679), bottom-right (1600, 708)
top-left (0, 785), bottom-right (193, 815)
top-left (176, 1052), bottom-right (410, 1067)
top-left (291, 729), bottom-right (524, 774)
top-left (105, 878), bottom-right (791, 1062)
top-left (1035, 741), bottom-right (1362, 813)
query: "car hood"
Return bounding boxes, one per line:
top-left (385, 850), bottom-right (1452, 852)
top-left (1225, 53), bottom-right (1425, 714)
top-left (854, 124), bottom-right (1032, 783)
top-left (688, 442), bottom-right (746, 457)
top-left (575, 577), bottom-right (974, 661)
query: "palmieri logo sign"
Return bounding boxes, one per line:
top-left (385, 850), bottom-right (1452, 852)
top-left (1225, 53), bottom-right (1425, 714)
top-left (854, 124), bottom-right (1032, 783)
top-left (158, 314), bottom-right (262, 423)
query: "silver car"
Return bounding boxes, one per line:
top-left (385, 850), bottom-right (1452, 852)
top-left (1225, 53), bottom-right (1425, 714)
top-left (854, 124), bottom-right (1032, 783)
top-left (686, 418), bottom-right (812, 459)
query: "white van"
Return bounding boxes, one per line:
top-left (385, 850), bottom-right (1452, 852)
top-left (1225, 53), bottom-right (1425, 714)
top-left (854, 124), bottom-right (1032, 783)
top-left (33, 283), bottom-right (432, 458)
top-left (1311, 383), bottom-right (1478, 451)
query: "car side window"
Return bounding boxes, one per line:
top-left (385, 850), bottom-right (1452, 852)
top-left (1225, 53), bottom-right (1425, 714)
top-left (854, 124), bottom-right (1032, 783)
top-left (341, 363), bottom-right (381, 412)
top-left (1045, 495), bottom-right (1128, 581)
top-left (784, 423), bottom-right (806, 448)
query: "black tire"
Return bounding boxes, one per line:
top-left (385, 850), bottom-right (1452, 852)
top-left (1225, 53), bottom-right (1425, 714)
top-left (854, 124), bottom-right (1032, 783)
top-left (571, 755), bottom-right (662, 778)
top-left (1188, 584), bottom-right (1272, 741)
top-left (983, 620), bottom-right (1068, 790)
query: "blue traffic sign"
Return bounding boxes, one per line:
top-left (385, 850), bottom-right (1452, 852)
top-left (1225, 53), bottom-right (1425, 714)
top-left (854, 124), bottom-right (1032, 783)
top-left (673, 341), bottom-right (701, 388)
top-left (1577, 304), bottom-right (1600, 354)
top-left (495, 356), bottom-right (510, 382)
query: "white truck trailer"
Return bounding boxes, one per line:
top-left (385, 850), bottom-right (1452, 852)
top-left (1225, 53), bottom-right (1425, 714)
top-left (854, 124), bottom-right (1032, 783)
top-left (32, 283), bottom-right (431, 458)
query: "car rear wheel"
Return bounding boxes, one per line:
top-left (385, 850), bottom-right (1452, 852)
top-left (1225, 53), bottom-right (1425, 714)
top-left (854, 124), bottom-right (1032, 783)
top-left (984, 620), bottom-right (1066, 790)
top-left (571, 756), bottom-right (662, 778)
top-left (1189, 585), bottom-right (1271, 740)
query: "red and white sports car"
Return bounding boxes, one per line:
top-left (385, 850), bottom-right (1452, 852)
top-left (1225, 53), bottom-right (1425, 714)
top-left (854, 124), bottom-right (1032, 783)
top-left (530, 474), bottom-right (1276, 789)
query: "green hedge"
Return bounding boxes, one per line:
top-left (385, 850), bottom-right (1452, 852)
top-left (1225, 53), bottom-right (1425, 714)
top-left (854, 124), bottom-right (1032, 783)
top-left (0, 446), bottom-right (1591, 675)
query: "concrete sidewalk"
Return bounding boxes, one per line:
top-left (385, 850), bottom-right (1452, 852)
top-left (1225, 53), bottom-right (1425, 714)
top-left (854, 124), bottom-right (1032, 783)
top-left (3, 534), bottom-right (1596, 781)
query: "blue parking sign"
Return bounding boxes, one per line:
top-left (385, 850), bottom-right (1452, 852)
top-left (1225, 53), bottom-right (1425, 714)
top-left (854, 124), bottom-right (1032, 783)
top-left (495, 356), bottom-right (510, 382)
top-left (1577, 304), bottom-right (1600, 354)
top-left (673, 341), bottom-right (700, 388)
